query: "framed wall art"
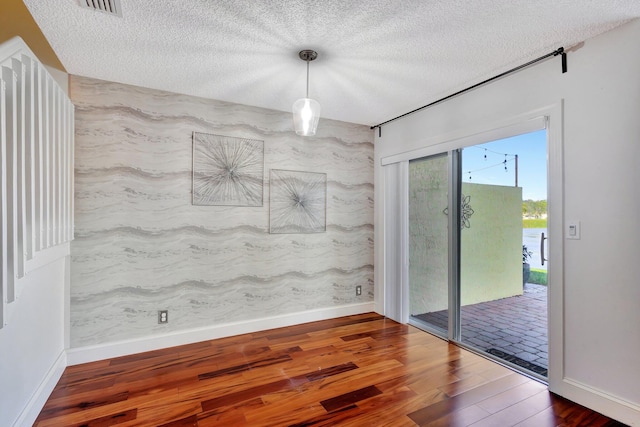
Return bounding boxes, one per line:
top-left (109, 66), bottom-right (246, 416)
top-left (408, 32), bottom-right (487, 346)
top-left (192, 132), bottom-right (264, 206)
top-left (269, 169), bottom-right (327, 234)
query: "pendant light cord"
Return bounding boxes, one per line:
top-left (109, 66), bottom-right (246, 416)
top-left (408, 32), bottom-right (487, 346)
top-left (306, 59), bottom-right (310, 98)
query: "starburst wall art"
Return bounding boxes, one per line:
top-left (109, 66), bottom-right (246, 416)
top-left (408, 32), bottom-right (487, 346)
top-left (269, 169), bottom-right (327, 234)
top-left (192, 133), bottom-right (264, 206)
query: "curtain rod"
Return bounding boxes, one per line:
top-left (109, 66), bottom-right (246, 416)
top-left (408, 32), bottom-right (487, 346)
top-left (371, 47), bottom-right (566, 134)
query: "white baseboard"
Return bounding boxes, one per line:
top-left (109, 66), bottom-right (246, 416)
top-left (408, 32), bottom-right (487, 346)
top-left (552, 377), bottom-right (640, 426)
top-left (66, 303), bottom-right (376, 366)
top-left (13, 350), bottom-right (67, 427)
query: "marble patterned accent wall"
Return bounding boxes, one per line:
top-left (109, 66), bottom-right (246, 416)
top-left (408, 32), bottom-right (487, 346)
top-left (70, 75), bottom-right (374, 347)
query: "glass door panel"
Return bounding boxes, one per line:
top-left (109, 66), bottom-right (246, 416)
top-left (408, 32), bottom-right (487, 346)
top-left (408, 153), bottom-right (449, 336)
top-left (458, 131), bottom-right (548, 378)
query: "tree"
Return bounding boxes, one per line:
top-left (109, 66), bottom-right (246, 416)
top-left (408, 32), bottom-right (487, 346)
top-left (522, 199), bottom-right (547, 218)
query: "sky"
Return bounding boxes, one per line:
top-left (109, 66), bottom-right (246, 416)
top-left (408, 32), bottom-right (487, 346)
top-left (461, 129), bottom-right (547, 200)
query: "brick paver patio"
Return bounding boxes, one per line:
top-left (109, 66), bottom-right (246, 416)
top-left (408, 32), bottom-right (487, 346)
top-left (413, 283), bottom-right (548, 375)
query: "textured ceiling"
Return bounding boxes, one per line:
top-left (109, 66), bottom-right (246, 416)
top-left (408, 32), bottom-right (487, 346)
top-left (22, 1), bottom-right (640, 126)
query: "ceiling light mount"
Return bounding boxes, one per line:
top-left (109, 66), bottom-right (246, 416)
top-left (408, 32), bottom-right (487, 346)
top-left (298, 50), bottom-right (317, 62)
top-left (292, 49), bottom-right (321, 136)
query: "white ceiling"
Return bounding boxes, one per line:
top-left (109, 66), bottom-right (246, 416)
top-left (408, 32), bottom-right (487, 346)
top-left (23, 1), bottom-right (640, 126)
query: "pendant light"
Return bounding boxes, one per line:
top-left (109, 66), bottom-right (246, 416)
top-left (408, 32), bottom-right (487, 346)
top-left (292, 50), bottom-right (321, 136)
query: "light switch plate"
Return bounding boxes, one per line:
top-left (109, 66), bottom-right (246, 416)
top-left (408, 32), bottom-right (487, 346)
top-left (566, 221), bottom-right (581, 240)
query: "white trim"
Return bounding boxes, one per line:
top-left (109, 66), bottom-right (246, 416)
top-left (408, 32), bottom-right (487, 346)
top-left (382, 162), bottom-right (409, 323)
top-left (373, 157), bottom-right (384, 315)
top-left (0, 37), bottom-right (38, 69)
top-left (64, 254), bottom-right (71, 349)
top-left (66, 303), bottom-right (375, 365)
top-left (400, 165), bottom-right (409, 324)
top-left (544, 101), bottom-right (564, 392)
top-left (1, 65), bottom-right (7, 327)
top-left (12, 350), bottom-right (67, 427)
top-left (381, 115), bottom-right (546, 165)
top-left (554, 378), bottom-right (640, 426)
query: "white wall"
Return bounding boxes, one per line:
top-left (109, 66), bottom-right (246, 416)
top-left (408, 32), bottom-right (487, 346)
top-left (0, 250), bottom-right (69, 427)
top-left (0, 37), bottom-right (72, 427)
top-left (374, 19), bottom-right (640, 425)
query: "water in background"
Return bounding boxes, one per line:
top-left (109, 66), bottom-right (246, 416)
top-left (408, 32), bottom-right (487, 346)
top-left (523, 228), bottom-right (547, 270)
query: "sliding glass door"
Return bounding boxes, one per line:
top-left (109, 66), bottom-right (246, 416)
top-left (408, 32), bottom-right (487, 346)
top-left (458, 132), bottom-right (548, 378)
top-left (408, 153), bottom-right (450, 336)
top-left (405, 129), bottom-right (548, 379)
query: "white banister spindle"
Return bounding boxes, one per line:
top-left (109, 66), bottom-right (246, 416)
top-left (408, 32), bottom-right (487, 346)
top-left (12, 58), bottom-right (26, 280)
top-left (61, 90), bottom-right (69, 241)
top-left (0, 37), bottom-right (75, 329)
top-left (60, 88), bottom-right (66, 242)
top-left (1, 77), bottom-right (7, 326)
top-left (35, 64), bottom-right (44, 252)
top-left (22, 55), bottom-right (35, 261)
top-left (44, 74), bottom-right (52, 249)
top-left (48, 77), bottom-right (55, 248)
top-left (56, 86), bottom-right (63, 245)
top-left (2, 65), bottom-right (18, 301)
top-left (50, 84), bottom-right (57, 247)
top-left (69, 98), bottom-right (74, 242)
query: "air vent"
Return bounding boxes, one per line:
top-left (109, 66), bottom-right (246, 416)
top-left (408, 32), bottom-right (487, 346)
top-left (80, 0), bottom-right (122, 17)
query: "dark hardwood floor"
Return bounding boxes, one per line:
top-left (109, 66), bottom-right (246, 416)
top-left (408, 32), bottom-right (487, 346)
top-left (35, 313), bottom-right (626, 426)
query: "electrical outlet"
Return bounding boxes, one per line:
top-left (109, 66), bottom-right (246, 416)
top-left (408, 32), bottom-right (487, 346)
top-left (356, 285), bottom-right (362, 296)
top-left (158, 310), bottom-right (168, 324)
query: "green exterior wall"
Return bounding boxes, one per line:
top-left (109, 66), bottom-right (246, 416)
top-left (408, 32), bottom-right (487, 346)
top-left (460, 182), bottom-right (523, 306)
top-left (409, 158), bottom-right (522, 315)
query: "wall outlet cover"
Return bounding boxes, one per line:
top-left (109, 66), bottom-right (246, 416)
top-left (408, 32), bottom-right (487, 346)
top-left (158, 310), bottom-right (169, 324)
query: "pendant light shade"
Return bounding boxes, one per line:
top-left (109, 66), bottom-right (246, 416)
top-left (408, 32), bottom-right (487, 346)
top-left (293, 50), bottom-right (321, 136)
top-left (293, 97), bottom-right (321, 136)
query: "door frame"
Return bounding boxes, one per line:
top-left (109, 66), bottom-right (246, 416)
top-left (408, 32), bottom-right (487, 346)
top-left (380, 102), bottom-right (564, 388)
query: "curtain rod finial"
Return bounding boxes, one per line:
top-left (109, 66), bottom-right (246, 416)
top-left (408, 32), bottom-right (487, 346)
top-left (554, 47), bottom-right (567, 73)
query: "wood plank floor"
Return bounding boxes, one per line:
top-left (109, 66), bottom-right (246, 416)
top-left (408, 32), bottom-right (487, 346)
top-left (35, 313), bottom-right (626, 426)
